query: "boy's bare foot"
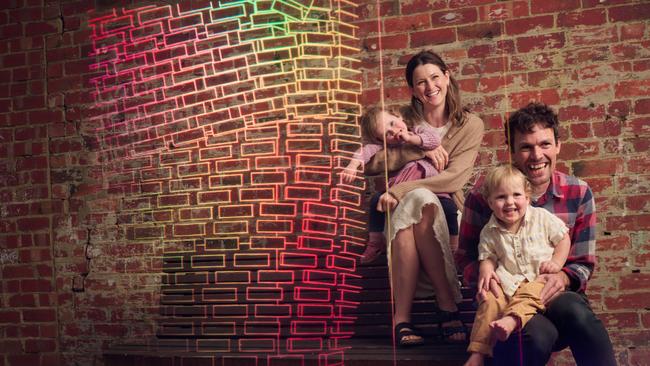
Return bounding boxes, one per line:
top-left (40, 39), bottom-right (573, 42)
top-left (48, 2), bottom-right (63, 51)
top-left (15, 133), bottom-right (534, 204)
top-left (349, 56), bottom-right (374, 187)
top-left (490, 315), bottom-right (518, 341)
top-left (464, 352), bottom-right (484, 366)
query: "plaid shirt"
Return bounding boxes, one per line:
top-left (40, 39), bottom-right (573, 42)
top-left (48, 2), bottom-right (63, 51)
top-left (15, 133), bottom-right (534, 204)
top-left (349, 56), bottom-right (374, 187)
top-left (456, 170), bottom-right (596, 293)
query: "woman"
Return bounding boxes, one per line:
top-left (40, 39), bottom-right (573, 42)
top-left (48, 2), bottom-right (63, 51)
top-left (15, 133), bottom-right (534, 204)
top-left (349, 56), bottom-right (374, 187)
top-left (365, 51), bottom-right (484, 346)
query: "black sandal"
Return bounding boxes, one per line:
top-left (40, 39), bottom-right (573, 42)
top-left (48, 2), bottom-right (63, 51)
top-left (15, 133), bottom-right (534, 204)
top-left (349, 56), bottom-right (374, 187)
top-left (438, 310), bottom-right (468, 343)
top-left (394, 322), bottom-right (424, 347)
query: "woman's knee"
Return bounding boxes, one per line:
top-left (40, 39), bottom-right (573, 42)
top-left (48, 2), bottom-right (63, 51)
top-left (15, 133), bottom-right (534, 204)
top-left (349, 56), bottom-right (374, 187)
top-left (414, 204), bottom-right (437, 232)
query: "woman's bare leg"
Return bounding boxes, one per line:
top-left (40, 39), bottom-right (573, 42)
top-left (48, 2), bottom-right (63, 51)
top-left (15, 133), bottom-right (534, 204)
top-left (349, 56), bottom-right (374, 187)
top-left (412, 204), bottom-right (466, 341)
top-left (390, 225), bottom-right (420, 325)
top-left (412, 204), bottom-right (457, 311)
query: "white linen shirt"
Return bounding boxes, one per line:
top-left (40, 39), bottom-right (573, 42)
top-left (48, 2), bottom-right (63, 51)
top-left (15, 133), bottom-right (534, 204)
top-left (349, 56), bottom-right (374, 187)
top-left (478, 205), bottom-right (568, 296)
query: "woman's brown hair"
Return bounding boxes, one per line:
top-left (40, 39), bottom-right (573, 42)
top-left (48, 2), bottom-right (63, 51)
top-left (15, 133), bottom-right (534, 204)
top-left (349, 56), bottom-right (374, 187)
top-left (405, 50), bottom-right (467, 126)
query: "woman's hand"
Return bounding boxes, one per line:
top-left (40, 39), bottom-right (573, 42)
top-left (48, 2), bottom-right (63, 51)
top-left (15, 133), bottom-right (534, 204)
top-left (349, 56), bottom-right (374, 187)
top-left (376, 192), bottom-right (398, 213)
top-left (424, 145), bottom-right (449, 171)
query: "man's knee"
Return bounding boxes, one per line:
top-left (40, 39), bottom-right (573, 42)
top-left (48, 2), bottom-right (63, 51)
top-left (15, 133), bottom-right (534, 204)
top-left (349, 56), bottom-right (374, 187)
top-left (546, 292), bottom-right (594, 328)
top-left (493, 314), bottom-right (557, 366)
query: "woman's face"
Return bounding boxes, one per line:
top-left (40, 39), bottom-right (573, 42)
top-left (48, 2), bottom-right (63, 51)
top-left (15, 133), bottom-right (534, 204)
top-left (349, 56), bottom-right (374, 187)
top-left (411, 63), bottom-right (449, 111)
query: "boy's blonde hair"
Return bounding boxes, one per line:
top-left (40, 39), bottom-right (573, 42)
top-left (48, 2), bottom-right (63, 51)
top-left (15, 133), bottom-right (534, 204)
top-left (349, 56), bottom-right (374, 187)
top-left (359, 105), bottom-right (416, 144)
top-left (481, 164), bottom-right (532, 200)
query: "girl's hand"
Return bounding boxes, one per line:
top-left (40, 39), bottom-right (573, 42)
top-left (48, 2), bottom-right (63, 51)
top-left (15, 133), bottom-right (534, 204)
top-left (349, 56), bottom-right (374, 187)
top-left (396, 130), bottom-right (422, 146)
top-left (424, 145), bottom-right (449, 171)
top-left (376, 192), bottom-right (398, 213)
top-left (341, 161), bottom-right (360, 184)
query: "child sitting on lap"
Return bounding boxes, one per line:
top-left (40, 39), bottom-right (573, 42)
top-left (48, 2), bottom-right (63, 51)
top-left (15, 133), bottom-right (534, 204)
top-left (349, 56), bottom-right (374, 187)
top-left (342, 106), bottom-right (458, 266)
top-left (464, 164), bottom-right (570, 366)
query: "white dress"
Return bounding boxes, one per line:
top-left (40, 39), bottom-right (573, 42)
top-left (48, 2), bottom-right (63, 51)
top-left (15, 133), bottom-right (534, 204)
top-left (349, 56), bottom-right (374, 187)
top-left (384, 188), bottom-right (462, 303)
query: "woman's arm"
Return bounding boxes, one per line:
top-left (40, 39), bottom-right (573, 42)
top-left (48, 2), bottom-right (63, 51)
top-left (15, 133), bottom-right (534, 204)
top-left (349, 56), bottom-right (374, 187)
top-left (387, 115), bottom-right (485, 201)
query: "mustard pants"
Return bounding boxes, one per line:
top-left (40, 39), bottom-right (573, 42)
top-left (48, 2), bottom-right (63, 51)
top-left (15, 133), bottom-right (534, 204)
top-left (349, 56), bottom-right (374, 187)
top-left (467, 280), bottom-right (545, 357)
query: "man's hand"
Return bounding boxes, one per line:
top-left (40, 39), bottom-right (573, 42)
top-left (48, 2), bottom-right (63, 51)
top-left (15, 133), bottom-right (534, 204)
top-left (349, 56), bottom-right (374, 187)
top-left (424, 145), bottom-right (449, 171)
top-left (538, 271), bottom-right (570, 304)
top-left (376, 192), bottom-right (398, 213)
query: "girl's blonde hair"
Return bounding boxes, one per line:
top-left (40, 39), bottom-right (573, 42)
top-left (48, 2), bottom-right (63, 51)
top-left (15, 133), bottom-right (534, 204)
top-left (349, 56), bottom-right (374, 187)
top-left (481, 164), bottom-right (532, 200)
top-left (359, 105), bottom-right (416, 144)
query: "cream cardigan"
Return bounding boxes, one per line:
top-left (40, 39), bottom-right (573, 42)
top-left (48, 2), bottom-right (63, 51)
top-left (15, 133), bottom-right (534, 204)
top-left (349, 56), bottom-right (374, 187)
top-left (364, 112), bottom-right (485, 209)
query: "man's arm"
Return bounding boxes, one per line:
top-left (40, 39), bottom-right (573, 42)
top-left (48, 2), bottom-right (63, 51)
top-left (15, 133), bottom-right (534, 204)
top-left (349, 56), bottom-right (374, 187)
top-left (456, 186), bottom-right (492, 286)
top-left (562, 185), bottom-right (597, 292)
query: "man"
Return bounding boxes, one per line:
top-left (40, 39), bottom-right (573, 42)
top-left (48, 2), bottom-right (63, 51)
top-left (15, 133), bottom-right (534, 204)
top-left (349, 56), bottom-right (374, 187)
top-left (456, 102), bottom-right (617, 365)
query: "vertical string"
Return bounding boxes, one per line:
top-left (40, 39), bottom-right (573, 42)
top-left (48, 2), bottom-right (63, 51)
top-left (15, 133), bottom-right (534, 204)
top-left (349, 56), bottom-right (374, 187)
top-left (370, 2), bottom-right (397, 364)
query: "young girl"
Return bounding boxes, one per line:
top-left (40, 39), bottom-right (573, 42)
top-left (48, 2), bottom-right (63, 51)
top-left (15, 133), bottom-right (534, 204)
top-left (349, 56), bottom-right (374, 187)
top-left (464, 164), bottom-right (570, 366)
top-left (342, 106), bottom-right (459, 266)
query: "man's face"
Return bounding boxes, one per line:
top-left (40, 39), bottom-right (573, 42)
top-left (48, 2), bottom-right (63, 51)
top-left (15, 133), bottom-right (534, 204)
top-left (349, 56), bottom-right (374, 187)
top-left (511, 125), bottom-right (561, 193)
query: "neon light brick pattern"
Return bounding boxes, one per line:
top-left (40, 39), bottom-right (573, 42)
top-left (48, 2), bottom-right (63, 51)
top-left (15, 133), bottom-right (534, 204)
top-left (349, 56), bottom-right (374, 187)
top-left (88, 1), bottom-right (365, 364)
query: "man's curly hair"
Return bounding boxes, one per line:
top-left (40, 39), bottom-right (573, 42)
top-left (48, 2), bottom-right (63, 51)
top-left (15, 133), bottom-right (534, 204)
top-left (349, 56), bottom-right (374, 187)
top-left (505, 102), bottom-right (560, 152)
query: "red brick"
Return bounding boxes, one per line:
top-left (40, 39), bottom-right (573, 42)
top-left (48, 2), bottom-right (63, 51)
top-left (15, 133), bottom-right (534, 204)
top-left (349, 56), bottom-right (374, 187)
top-left (0, 310), bottom-right (21, 323)
top-left (400, 0), bottom-right (446, 15)
top-left (384, 13), bottom-right (430, 31)
top-left (363, 34), bottom-right (408, 50)
top-left (25, 339), bottom-right (57, 353)
top-left (449, 0), bottom-right (492, 6)
top-left (615, 79), bottom-right (650, 98)
top-left (7, 355), bottom-right (40, 366)
top-left (25, 21), bottom-right (60, 36)
top-left (409, 27), bottom-right (456, 47)
top-left (509, 89), bottom-right (560, 109)
top-left (0, 339), bottom-right (23, 354)
top-left (457, 22), bottom-right (502, 41)
top-left (479, 2), bottom-right (529, 21)
top-left (608, 100), bottom-right (631, 118)
top-left (430, 8), bottom-right (478, 26)
top-left (505, 15), bottom-right (553, 35)
top-left (570, 26), bottom-right (618, 46)
top-left (593, 120), bottom-right (622, 137)
top-left (21, 279), bottom-right (53, 293)
top-left (468, 40), bottom-right (515, 58)
top-left (3, 265), bottom-right (35, 279)
top-left (557, 8), bottom-right (606, 27)
top-left (606, 214), bottom-right (650, 231)
top-left (94, 324), bottom-right (128, 336)
top-left (634, 98), bottom-right (650, 114)
top-left (16, 217), bottom-right (50, 231)
top-left (620, 22), bottom-right (646, 41)
top-left (531, 0), bottom-right (580, 14)
top-left (608, 3), bottom-right (650, 23)
top-left (604, 292), bottom-right (650, 310)
top-left (559, 141), bottom-right (600, 160)
top-left (572, 157), bottom-right (624, 177)
top-left (516, 32), bottom-right (565, 53)
top-left (23, 309), bottom-right (56, 322)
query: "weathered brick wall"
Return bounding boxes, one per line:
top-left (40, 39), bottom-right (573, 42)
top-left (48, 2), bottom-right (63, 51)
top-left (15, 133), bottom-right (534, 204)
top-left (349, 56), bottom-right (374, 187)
top-left (0, 1), bottom-right (648, 366)
top-left (353, 0), bottom-right (649, 365)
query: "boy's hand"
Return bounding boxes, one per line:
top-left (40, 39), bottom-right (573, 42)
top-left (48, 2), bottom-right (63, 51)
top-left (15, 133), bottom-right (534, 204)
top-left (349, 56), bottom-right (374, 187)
top-left (539, 260), bottom-right (561, 274)
top-left (424, 145), bottom-right (449, 171)
top-left (341, 161), bottom-right (360, 184)
top-left (396, 130), bottom-right (422, 146)
top-left (478, 268), bottom-right (500, 296)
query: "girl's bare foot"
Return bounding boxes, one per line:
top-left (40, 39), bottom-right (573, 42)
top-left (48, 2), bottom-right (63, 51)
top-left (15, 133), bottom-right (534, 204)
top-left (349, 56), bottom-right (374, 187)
top-left (490, 315), bottom-right (518, 341)
top-left (464, 352), bottom-right (484, 366)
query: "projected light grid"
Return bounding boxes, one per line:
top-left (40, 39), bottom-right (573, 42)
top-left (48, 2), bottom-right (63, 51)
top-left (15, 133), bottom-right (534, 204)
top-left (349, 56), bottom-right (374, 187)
top-left (88, 0), bottom-right (365, 364)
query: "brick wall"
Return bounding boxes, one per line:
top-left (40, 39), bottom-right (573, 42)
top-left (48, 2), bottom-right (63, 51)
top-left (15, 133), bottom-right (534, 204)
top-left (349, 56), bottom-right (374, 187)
top-left (0, 0), bottom-right (648, 366)
top-left (353, 1), bottom-right (650, 364)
